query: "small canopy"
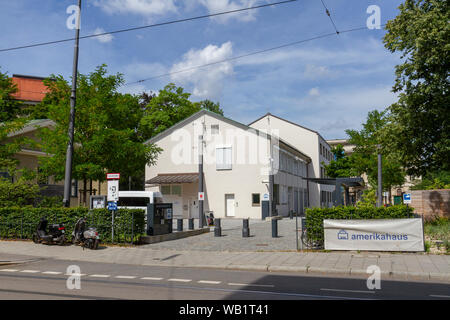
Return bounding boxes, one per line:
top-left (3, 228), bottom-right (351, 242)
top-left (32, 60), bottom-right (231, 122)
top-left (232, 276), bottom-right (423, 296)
top-left (306, 177), bottom-right (365, 206)
top-left (146, 173), bottom-right (199, 185)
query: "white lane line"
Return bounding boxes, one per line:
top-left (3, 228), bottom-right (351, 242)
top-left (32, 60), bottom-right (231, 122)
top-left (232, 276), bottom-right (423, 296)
top-left (198, 280), bottom-right (222, 285)
top-left (141, 277), bottom-right (163, 281)
top-left (228, 283), bottom-right (275, 288)
top-left (20, 270), bottom-right (40, 273)
top-left (42, 271), bottom-right (62, 275)
top-left (321, 288), bottom-right (376, 294)
top-left (430, 295), bottom-right (450, 299)
top-left (64, 273), bottom-right (86, 276)
top-left (168, 278), bottom-right (192, 283)
top-left (89, 274), bottom-right (110, 278)
top-left (0, 269), bottom-right (18, 272)
top-left (115, 275), bottom-right (137, 279)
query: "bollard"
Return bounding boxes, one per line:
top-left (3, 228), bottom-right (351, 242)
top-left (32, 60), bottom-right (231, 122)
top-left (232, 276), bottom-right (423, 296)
top-left (242, 218), bottom-right (250, 237)
top-left (188, 218), bottom-right (194, 230)
top-left (214, 218), bottom-right (222, 237)
top-left (272, 219), bottom-right (278, 238)
top-left (290, 211), bottom-right (293, 220)
top-left (177, 219), bottom-right (183, 232)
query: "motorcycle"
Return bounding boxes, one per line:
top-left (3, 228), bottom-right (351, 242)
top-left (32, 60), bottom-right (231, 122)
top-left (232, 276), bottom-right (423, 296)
top-left (207, 212), bottom-right (215, 226)
top-left (72, 217), bottom-right (100, 250)
top-left (32, 217), bottom-right (66, 246)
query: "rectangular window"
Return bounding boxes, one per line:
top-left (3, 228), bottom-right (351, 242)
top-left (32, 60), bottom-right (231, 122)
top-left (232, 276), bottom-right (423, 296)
top-left (161, 185), bottom-right (171, 195)
top-left (171, 185), bottom-right (182, 196)
top-left (252, 193), bottom-right (260, 206)
top-left (216, 147), bottom-right (232, 170)
top-left (273, 184), bottom-right (280, 205)
top-left (211, 124), bottom-right (219, 135)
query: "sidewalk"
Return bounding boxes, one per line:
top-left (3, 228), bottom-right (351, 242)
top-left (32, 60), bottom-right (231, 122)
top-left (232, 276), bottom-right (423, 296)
top-left (1, 240), bottom-right (449, 283)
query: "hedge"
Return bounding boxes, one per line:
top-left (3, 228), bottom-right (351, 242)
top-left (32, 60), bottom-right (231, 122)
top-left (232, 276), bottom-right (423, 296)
top-left (0, 207), bottom-right (145, 244)
top-left (304, 205), bottom-right (415, 247)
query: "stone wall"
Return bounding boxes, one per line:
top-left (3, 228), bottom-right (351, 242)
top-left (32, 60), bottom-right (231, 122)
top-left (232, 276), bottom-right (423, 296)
top-left (410, 189), bottom-right (450, 220)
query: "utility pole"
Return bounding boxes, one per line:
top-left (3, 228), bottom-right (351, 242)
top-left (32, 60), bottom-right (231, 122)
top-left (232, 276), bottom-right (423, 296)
top-left (198, 132), bottom-right (204, 228)
top-left (63, 0), bottom-right (81, 208)
top-left (377, 145), bottom-right (383, 208)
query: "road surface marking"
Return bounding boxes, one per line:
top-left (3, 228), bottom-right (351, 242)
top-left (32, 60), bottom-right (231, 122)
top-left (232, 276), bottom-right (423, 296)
top-left (20, 270), bottom-right (40, 273)
top-left (168, 278), bottom-right (192, 283)
top-left (64, 273), bottom-right (86, 276)
top-left (141, 277), bottom-right (163, 281)
top-left (115, 276), bottom-right (137, 279)
top-left (198, 280), bottom-right (222, 285)
top-left (89, 274), bottom-right (110, 278)
top-left (228, 283), bottom-right (275, 288)
top-left (321, 288), bottom-right (376, 294)
top-left (0, 269), bottom-right (18, 272)
top-left (430, 295), bottom-right (450, 299)
top-left (42, 271), bottom-right (62, 275)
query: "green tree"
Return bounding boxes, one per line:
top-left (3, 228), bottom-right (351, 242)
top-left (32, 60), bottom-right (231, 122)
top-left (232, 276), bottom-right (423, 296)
top-left (37, 65), bottom-right (161, 204)
top-left (383, 0), bottom-right (450, 176)
top-left (139, 83), bottom-right (224, 140)
top-left (324, 144), bottom-right (357, 178)
top-left (0, 68), bottom-right (22, 122)
top-left (345, 110), bottom-right (406, 202)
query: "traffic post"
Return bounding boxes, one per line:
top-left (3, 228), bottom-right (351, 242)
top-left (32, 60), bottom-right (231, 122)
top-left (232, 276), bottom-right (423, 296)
top-left (107, 173), bottom-right (120, 243)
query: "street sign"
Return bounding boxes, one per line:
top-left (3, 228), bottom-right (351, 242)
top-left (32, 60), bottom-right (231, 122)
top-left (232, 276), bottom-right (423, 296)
top-left (107, 180), bottom-right (119, 202)
top-left (107, 173), bottom-right (120, 180)
top-left (198, 192), bottom-right (205, 201)
top-left (107, 201), bottom-right (118, 211)
top-left (403, 193), bottom-right (412, 204)
top-left (263, 193), bottom-right (270, 201)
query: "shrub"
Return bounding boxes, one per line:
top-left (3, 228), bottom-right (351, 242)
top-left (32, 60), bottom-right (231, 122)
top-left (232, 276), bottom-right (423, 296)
top-left (0, 207), bottom-right (145, 244)
top-left (304, 205), bottom-right (415, 246)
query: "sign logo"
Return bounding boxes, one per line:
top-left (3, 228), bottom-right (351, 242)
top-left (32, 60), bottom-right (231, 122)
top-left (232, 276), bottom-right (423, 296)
top-left (198, 192), bottom-right (205, 201)
top-left (337, 229), bottom-right (349, 240)
top-left (403, 193), bottom-right (411, 204)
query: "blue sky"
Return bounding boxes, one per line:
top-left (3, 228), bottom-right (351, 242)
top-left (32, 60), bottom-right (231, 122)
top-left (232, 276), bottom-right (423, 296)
top-left (0, 0), bottom-right (405, 139)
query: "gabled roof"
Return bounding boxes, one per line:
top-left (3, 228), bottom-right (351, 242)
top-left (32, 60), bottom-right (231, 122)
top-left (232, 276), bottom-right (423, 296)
top-left (249, 112), bottom-right (331, 148)
top-left (7, 119), bottom-right (55, 138)
top-left (144, 109), bottom-right (311, 162)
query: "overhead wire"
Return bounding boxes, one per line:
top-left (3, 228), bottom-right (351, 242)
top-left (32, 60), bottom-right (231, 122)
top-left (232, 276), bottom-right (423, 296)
top-left (0, 0), bottom-right (298, 53)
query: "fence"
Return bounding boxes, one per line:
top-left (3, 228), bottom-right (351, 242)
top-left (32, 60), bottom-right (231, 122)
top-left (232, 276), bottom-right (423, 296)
top-left (0, 208), bottom-right (145, 245)
top-left (300, 205), bottom-right (416, 250)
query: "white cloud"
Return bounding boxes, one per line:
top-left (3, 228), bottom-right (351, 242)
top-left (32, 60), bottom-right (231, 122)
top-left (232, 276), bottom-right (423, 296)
top-left (198, 0), bottom-right (261, 23)
top-left (170, 42), bottom-right (234, 99)
top-left (92, 28), bottom-right (114, 43)
top-left (93, 0), bottom-right (178, 16)
top-left (308, 87), bottom-right (320, 97)
top-left (304, 64), bottom-right (331, 80)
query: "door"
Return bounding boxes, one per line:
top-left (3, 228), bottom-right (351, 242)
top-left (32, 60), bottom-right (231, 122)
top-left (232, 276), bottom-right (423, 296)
top-left (189, 198), bottom-right (199, 219)
top-left (225, 194), bottom-right (235, 217)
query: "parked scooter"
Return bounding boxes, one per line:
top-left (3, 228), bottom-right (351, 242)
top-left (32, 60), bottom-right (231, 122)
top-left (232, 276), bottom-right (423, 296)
top-left (32, 217), bottom-right (66, 246)
top-left (72, 216), bottom-right (100, 250)
top-left (207, 212), bottom-right (215, 226)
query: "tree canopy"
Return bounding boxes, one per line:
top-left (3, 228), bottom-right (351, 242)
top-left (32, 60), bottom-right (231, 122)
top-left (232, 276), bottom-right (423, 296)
top-left (383, 0), bottom-right (449, 176)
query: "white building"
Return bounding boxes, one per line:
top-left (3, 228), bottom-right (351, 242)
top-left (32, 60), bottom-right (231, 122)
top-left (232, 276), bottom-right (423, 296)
top-left (144, 110), bottom-right (311, 220)
top-left (249, 113), bottom-right (335, 208)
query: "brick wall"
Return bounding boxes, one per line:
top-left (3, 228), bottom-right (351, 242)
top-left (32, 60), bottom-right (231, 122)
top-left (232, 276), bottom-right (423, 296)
top-left (410, 189), bottom-right (450, 220)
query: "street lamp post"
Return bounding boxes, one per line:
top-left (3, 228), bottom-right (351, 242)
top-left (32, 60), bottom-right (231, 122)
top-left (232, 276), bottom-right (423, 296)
top-left (377, 145), bottom-right (383, 208)
top-left (63, 0), bottom-right (81, 207)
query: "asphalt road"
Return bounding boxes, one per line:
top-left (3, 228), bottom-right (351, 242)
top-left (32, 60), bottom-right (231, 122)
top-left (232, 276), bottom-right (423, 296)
top-left (0, 258), bottom-right (449, 301)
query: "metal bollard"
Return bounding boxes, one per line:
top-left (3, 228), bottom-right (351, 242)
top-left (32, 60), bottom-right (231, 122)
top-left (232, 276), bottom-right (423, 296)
top-left (177, 219), bottom-right (183, 232)
top-left (272, 219), bottom-right (278, 238)
top-left (242, 218), bottom-right (250, 237)
top-left (214, 218), bottom-right (222, 237)
top-left (188, 218), bottom-right (194, 230)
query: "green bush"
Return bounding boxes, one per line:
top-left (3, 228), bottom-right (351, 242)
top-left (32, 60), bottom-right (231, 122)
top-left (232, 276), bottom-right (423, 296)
top-left (304, 205), bottom-right (415, 246)
top-left (0, 207), bottom-right (145, 244)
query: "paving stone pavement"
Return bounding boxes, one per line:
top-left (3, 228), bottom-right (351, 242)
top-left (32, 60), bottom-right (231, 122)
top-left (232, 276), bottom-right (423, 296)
top-left (0, 218), bottom-right (449, 282)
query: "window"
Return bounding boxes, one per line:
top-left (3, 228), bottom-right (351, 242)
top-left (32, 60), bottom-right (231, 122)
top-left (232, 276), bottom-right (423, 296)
top-left (252, 193), bottom-right (260, 206)
top-left (273, 184), bottom-right (280, 205)
top-left (71, 179), bottom-right (78, 197)
top-left (161, 185), bottom-right (182, 196)
top-left (216, 147), bottom-right (232, 170)
top-left (118, 197), bottom-right (151, 207)
top-left (172, 185), bottom-right (182, 196)
top-left (161, 185), bottom-right (171, 195)
top-left (211, 124), bottom-right (219, 135)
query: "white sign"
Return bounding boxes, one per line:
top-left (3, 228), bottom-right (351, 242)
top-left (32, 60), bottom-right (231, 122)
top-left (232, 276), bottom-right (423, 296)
top-left (107, 180), bottom-right (119, 202)
top-left (198, 192), bottom-right (204, 201)
top-left (263, 193), bottom-right (270, 201)
top-left (403, 193), bottom-right (412, 204)
top-left (106, 173), bottom-right (120, 180)
top-left (324, 219), bottom-right (424, 252)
